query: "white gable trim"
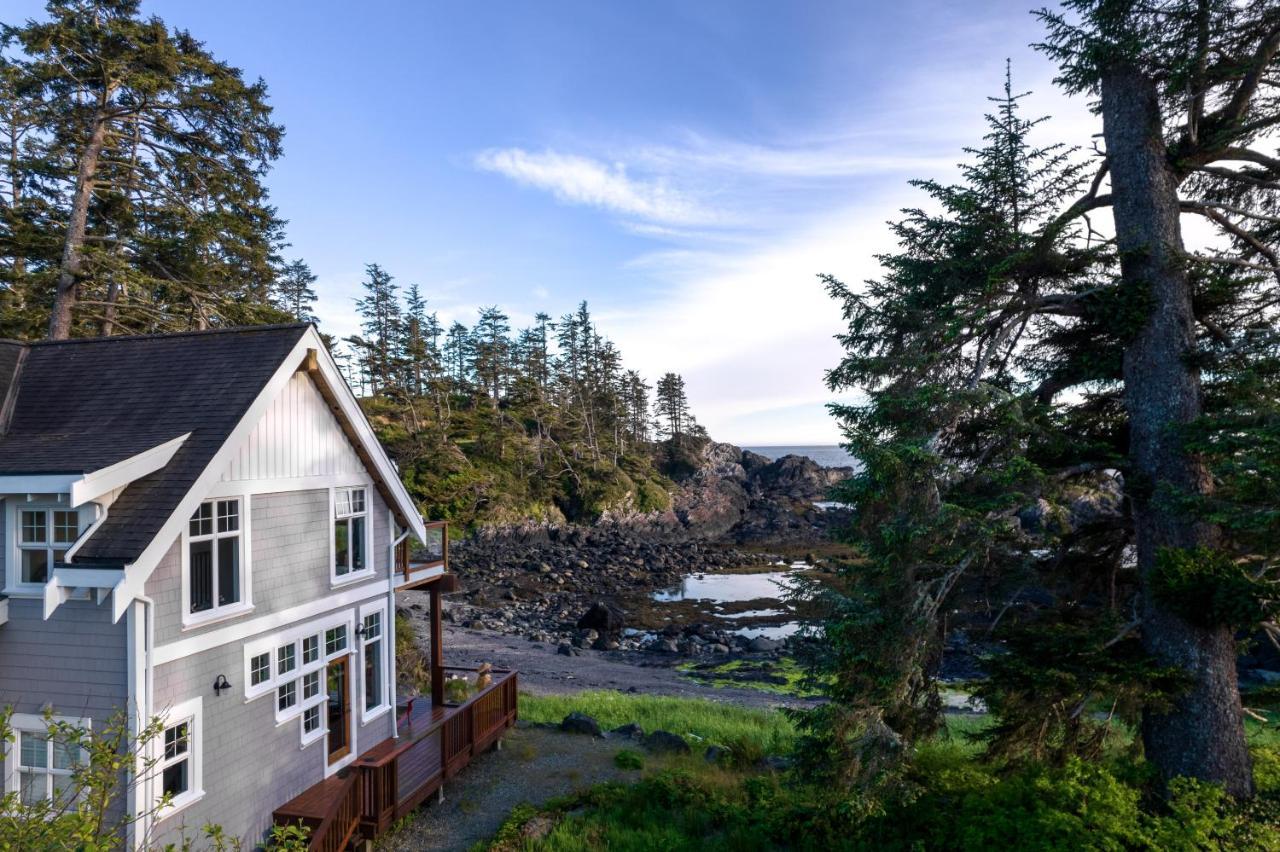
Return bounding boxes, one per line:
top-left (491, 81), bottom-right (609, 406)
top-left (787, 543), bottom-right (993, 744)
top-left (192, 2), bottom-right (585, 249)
top-left (70, 433), bottom-right (189, 508)
top-left (108, 326), bottom-right (425, 622)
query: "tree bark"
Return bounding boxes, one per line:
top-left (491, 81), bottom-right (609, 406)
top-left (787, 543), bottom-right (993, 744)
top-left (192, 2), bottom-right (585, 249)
top-left (1101, 66), bottom-right (1253, 797)
top-left (48, 110), bottom-right (110, 340)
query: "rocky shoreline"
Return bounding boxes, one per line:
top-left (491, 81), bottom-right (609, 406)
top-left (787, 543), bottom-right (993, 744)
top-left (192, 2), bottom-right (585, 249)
top-left (408, 442), bottom-right (854, 669)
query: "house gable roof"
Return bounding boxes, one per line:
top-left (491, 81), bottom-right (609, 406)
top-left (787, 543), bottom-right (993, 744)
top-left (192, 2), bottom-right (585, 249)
top-left (0, 324), bottom-right (309, 563)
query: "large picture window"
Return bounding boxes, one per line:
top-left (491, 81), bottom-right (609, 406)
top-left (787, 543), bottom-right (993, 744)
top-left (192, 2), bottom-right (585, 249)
top-left (186, 499), bottom-right (244, 619)
top-left (17, 508), bottom-right (80, 586)
top-left (333, 487), bottom-right (368, 580)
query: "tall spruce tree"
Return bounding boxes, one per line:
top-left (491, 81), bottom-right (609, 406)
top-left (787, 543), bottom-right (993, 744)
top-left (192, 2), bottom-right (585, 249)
top-left (654, 372), bottom-right (691, 439)
top-left (811, 2), bottom-right (1280, 798)
top-left (2, 0), bottom-right (286, 339)
top-left (274, 259), bottom-right (317, 323)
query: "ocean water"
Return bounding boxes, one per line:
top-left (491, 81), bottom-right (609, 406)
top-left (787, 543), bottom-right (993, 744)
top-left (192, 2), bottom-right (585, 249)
top-left (744, 444), bottom-right (857, 469)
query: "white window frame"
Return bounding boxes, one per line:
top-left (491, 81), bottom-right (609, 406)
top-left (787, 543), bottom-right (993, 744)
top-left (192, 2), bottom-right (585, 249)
top-left (242, 610), bottom-right (357, 740)
top-left (330, 485), bottom-right (374, 587)
top-left (180, 495), bottom-right (253, 629)
top-left (4, 501), bottom-right (89, 596)
top-left (359, 600), bottom-right (391, 723)
top-left (2, 712), bottom-right (89, 808)
top-left (153, 696), bottom-right (203, 819)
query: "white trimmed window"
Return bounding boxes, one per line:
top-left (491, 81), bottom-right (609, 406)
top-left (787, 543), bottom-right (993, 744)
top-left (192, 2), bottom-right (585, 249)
top-left (155, 697), bottom-right (202, 817)
top-left (242, 612), bottom-right (354, 739)
top-left (16, 508), bottom-right (80, 586)
top-left (361, 608), bottom-right (387, 717)
top-left (3, 715), bottom-right (86, 807)
top-left (332, 487), bottom-right (369, 581)
top-left (185, 499), bottom-right (247, 622)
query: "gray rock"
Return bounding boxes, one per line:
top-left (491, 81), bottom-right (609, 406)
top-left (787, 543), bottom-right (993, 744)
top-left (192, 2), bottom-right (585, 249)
top-left (611, 722), bottom-right (644, 740)
top-left (577, 602), bottom-right (626, 633)
top-left (748, 636), bottom-right (782, 653)
top-left (556, 643), bottom-right (582, 657)
top-left (704, 745), bottom-right (730, 764)
top-left (559, 712), bottom-right (602, 737)
top-left (643, 730), bottom-right (691, 754)
top-left (755, 754), bottom-right (792, 771)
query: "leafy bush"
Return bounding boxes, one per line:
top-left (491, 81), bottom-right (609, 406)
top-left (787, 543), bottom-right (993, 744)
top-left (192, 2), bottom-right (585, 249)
top-left (614, 750), bottom-right (644, 770)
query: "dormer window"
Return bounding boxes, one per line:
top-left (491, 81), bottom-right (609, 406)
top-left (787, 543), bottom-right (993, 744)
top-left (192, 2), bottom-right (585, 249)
top-left (332, 487), bottom-right (369, 582)
top-left (184, 498), bottom-right (249, 624)
top-left (18, 508), bottom-right (80, 585)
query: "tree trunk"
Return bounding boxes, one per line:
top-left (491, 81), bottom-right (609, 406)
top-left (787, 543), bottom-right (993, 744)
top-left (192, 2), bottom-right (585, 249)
top-left (48, 111), bottom-right (110, 340)
top-left (1101, 66), bottom-right (1252, 797)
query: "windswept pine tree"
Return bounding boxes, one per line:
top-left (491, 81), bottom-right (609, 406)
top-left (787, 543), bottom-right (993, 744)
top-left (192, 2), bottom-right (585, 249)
top-left (274, 259), bottom-right (318, 323)
top-left (654, 372), bottom-right (692, 439)
top-left (0, 0), bottom-right (290, 339)
top-left (807, 0), bottom-right (1280, 800)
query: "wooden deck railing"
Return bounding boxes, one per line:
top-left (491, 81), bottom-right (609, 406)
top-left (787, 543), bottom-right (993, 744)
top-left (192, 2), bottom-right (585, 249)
top-left (397, 521), bottom-right (449, 585)
top-left (273, 667), bottom-right (517, 850)
top-left (352, 667), bottom-right (518, 839)
top-left (272, 767), bottom-right (362, 852)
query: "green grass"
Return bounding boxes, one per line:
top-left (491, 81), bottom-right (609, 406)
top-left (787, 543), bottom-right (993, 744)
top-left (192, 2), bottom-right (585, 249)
top-left (676, 657), bottom-right (825, 698)
top-left (519, 690), bottom-right (795, 755)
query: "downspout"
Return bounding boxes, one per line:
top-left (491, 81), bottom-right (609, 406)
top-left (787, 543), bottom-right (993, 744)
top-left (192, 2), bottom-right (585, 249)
top-left (389, 515), bottom-right (411, 740)
top-left (128, 594), bottom-right (155, 850)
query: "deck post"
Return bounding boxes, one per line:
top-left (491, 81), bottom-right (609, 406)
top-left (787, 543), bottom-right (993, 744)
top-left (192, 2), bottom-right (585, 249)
top-left (430, 585), bottom-right (445, 707)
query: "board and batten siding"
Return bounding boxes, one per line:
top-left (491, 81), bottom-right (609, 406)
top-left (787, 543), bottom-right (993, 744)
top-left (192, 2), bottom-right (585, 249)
top-left (149, 631), bottom-right (395, 847)
top-left (221, 370), bottom-right (364, 483)
top-left (145, 486), bottom-right (391, 647)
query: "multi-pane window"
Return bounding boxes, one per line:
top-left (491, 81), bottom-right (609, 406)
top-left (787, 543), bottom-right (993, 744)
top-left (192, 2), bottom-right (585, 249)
top-left (187, 500), bottom-right (242, 616)
top-left (249, 653), bottom-right (271, 687)
top-left (303, 670), bottom-right (321, 701)
top-left (18, 509), bottom-right (79, 585)
top-left (362, 611), bottom-right (384, 712)
top-left (277, 681), bottom-right (297, 713)
top-left (277, 644), bottom-right (296, 677)
top-left (160, 720), bottom-right (190, 802)
top-left (302, 635), bottom-right (320, 666)
top-left (302, 705), bottom-right (322, 738)
top-left (325, 626), bottom-right (347, 656)
top-left (333, 488), bottom-right (367, 578)
top-left (16, 728), bottom-right (79, 806)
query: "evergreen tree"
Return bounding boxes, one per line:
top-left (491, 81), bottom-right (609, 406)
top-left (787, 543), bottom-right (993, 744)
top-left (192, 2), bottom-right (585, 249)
top-left (654, 373), bottom-right (690, 439)
top-left (471, 306), bottom-right (511, 407)
top-left (810, 2), bottom-right (1280, 799)
top-left (352, 262), bottom-right (401, 394)
top-left (1, 0), bottom-right (286, 339)
top-left (274, 259), bottom-right (317, 323)
top-left (442, 321), bottom-right (473, 388)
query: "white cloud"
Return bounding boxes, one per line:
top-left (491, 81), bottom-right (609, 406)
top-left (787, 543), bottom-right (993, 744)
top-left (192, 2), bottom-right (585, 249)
top-left (474, 148), bottom-right (719, 226)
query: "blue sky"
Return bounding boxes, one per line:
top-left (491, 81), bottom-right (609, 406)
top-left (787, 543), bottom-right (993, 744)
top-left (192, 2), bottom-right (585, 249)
top-left (11, 0), bottom-right (1096, 443)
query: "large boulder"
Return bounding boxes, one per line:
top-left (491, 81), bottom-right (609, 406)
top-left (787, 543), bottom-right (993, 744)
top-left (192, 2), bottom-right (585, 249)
top-left (577, 602), bottom-right (626, 634)
top-left (560, 712), bottom-right (602, 737)
top-left (643, 730), bottom-right (691, 754)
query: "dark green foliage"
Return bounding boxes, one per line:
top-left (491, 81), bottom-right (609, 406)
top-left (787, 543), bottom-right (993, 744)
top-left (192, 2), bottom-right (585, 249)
top-left (486, 756), bottom-right (1280, 851)
top-left (1151, 547), bottom-right (1275, 629)
top-left (613, 749), bottom-right (644, 770)
top-left (1, 0), bottom-right (292, 338)
top-left (346, 287), bottom-right (687, 528)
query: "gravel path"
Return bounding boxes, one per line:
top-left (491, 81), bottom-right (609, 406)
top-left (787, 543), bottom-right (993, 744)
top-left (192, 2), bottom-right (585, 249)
top-left (378, 725), bottom-right (634, 851)
top-left (434, 622), bottom-right (820, 710)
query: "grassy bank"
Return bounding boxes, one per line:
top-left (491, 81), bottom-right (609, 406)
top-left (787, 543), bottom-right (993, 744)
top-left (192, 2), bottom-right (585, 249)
top-left (518, 690), bottom-right (796, 757)
top-left (487, 692), bottom-right (1280, 851)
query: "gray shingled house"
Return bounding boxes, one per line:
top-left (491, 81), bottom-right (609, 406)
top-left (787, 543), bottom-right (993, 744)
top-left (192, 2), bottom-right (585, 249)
top-left (0, 324), bottom-right (517, 849)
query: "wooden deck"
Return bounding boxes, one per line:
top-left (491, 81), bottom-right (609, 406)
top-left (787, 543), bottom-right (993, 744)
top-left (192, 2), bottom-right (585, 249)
top-left (273, 667), bottom-right (519, 850)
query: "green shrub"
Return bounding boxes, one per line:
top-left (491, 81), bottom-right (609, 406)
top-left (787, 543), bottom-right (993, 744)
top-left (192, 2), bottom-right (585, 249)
top-left (614, 749), bottom-right (644, 770)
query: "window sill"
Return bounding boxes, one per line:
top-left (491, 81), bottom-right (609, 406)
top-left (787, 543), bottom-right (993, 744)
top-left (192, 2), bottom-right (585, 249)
top-left (330, 569), bottom-right (375, 589)
top-left (1, 583), bottom-right (45, 598)
top-left (361, 702), bottom-right (391, 726)
top-left (182, 602), bottom-right (254, 632)
top-left (155, 789), bottom-right (205, 822)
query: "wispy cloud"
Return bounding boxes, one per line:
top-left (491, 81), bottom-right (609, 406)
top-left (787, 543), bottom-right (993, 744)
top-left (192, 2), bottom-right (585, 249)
top-left (474, 148), bottom-right (719, 226)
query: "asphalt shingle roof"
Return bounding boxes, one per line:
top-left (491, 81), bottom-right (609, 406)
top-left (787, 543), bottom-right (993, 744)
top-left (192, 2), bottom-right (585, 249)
top-left (0, 324), bottom-right (310, 564)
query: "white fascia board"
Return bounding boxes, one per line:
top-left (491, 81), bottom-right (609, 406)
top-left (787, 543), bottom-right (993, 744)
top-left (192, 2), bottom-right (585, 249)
top-left (309, 334), bottom-right (427, 542)
top-left (110, 331), bottom-right (318, 623)
top-left (0, 475), bottom-right (77, 494)
top-left (43, 566), bottom-right (124, 618)
top-left (71, 433), bottom-right (190, 508)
